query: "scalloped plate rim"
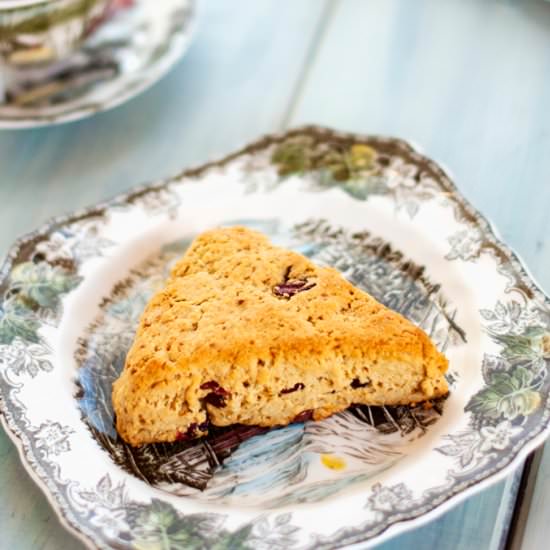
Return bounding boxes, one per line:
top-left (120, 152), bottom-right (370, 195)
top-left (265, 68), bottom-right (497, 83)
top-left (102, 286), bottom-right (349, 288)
top-left (0, 124), bottom-right (548, 549)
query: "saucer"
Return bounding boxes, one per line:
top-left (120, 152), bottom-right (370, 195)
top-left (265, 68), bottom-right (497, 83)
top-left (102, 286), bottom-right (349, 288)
top-left (0, 0), bottom-right (196, 129)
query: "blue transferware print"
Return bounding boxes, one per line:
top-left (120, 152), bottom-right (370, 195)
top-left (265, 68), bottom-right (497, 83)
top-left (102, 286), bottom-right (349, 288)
top-left (3, 128), bottom-right (548, 549)
top-left (74, 218), bottom-right (456, 507)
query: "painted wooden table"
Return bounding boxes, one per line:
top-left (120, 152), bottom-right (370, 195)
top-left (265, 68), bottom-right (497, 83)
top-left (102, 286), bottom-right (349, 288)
top-left (1, 0), bottom-right (549, 548)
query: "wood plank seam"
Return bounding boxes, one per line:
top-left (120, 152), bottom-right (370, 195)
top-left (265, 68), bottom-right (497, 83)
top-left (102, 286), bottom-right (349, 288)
top-left (280, 0), bottom-right (340, 129)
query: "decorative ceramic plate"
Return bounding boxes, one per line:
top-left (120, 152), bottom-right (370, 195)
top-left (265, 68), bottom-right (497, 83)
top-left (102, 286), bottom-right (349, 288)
top-left (1, 126), bottom-right (549, 550)
top-left (0, 0), bottom-right (196, 129)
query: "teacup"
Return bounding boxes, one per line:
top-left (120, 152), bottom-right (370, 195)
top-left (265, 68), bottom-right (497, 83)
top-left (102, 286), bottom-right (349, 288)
top-left (0, 0), bottom-right (113, 67)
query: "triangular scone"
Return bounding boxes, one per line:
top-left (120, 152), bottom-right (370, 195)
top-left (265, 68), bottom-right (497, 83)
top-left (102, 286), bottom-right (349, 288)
top-left (113, 226), bottom-right (448, 446)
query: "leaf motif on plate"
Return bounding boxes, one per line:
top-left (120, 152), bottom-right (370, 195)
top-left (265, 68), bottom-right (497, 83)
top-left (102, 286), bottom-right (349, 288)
top-left (34, 421), bottom-right (74, 458)
top-left (97, 474), bottom-right (126, 507)
top-left (466, 365), bottom-right (542, 421)
top-left (466, 300), bottom-right (549, 426)
top-left (0, 299), bottom-right (41, 345)
top-left (0, 337), bottom-right (53, 378)
top-left (437, 421), bottom-right (521, 469)
top-left (481, 354), bottom-right (508, 384)
top-left (436, 430), bottom-right (483, 469)
top-left (79, 474), bottom-right (127, 509)
top-left (213, 524), bottom-right (255, 550)
top-left (493, 327), bottom-right (550, 364)
top-left (247, 513), bottom-right (300, 550)
top-left (0, 260), bottom-right (83, 350)
top-left (482, 300), bottom-right (542, 336)
top-left (445, 228), bottom-right (484, 262)
top-left (127, 498), bottom-right (253, 550)
top-left (269, 136), bottom-right (437, 217)
top-left (9, 261), bottom-right (82, 310)
top-left (271, 135), bottom-right (317, 175)
top-left (34, 220), bottom-right (115, 266)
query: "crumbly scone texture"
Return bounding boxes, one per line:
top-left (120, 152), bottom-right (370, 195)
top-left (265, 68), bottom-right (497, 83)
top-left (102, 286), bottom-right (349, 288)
top-left (112, 226), bottom-right (449, 446)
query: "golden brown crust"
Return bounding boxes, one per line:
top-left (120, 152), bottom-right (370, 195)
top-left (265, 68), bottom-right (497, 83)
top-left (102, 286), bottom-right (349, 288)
top-left (112, 226), bottom-right (448, 446)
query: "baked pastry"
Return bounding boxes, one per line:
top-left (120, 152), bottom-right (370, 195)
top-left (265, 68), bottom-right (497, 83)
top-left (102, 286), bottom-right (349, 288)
top-left (112, 226), bottom-right (448, 446)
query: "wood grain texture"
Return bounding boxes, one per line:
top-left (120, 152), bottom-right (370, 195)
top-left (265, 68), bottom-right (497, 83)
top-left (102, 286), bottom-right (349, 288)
top-left (1, 0), bottom-right (549, 548)
top-left (378, 472), bottom-right (522, 550)
top-left (290, 0), bottom-right (550, 272)
top-left (522, 444), bottom-right (550, 550)
top-left (0, 0), bottom-right (330, 255)
top-left (288, 1), bottom-right (550, 548)
top-left (0, 1), bottom-right (329, 548)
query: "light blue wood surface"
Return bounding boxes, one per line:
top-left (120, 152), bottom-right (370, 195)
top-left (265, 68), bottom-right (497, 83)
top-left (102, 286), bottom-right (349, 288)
top-left (1, 0), bottom-right (549, 548)
top-left (523, 446), bottom-right (550, 549)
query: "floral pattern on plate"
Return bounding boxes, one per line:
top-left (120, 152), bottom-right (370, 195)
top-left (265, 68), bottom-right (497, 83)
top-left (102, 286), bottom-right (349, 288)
top-left (0, 126), bottom-right (548, 549)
